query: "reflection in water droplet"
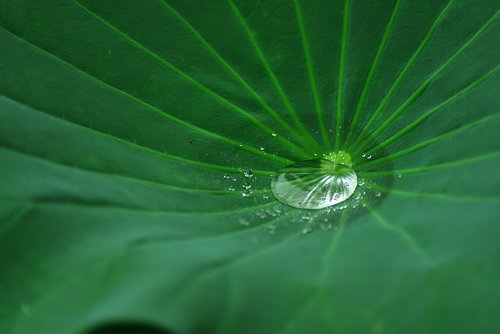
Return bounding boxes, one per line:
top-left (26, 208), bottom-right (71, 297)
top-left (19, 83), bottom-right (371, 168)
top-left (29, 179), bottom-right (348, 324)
top-left (271, 159), bottom-right (357, 210)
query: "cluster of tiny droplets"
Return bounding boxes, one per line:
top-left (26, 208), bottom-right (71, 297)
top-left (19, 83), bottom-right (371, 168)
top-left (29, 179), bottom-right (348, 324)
top-left (222, 169), bottom-right (258, 198)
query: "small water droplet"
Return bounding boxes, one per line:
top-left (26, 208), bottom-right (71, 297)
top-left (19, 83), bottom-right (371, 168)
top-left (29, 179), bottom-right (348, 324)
top-left (397, 173), bottom-right (403, 179)
top-left (319, 222), bottom-right (333, 231)
top-left (375, 191), bottom-right (382, 197)
top-left (242, 181), bottom-right (252, 190)
top-left (239, 217), bottom-right (251, 226)
top-left (267, 224), bottom-right (276, 235)
top-left (20, 304), bottom-right (30, 315)
top-left (223, 173), bottom-right (230, 179)
top-left (302, 226), bottom-right (313, 234)
top-left (242, 189), bottom-right (252, 197)
top-left (260, 146), bottom-right (265, 151)
top-left (271, 132), bottom-right (277, 137)
top-left (366, 154), bottom-right (373, 160)
top-left (271, 157), bottom-right (357, 209)
top-left (263, 193), bottom-right (270, 200)
top-left (228, 186), bottom-right (236, 192)
top-left (243, 170), bottom-right (254, 178)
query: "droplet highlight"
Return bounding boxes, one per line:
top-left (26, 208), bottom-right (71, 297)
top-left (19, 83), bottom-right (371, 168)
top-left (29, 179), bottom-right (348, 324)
top-left (271, 159), bottom-right (357, 210)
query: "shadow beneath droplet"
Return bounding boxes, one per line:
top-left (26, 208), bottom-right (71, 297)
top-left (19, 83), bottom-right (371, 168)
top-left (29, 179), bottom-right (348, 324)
top-left (84, 322), bottom-right (175, 334)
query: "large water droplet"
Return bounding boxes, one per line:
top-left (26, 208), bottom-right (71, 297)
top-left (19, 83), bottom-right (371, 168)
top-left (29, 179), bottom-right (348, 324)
top-left (271, 159), bottom-right (357, 210)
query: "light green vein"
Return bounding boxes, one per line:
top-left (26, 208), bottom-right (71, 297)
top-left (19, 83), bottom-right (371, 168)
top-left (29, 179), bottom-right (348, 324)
top-left (294, 0), bottom-right (330, 149)
top-left (335, 0), bottom-right (350, 150)
top-left (360, 65), bottom-right (500, 155)
top-left (281, 211), bottom-right (346, 332)
top-left (160, 0), bottom-right (311, 150)
top-left (360, 151), bottom-right (500, 178)
top-left (353, 8), bottom-right (498, 152)
top-left (0, 147), bottom-right (263, 196)
top-left (343, 0), bottom-right (402, 148)
top-left (2, 199), bottom-right (279, 217)
top-left (0, 26), bottom-right (292, 166)
top-left (368, 206), bottom-right (430, 260)
top-left (319, 212), bottom-right (347, 331)
top-left (0, 95), bottom-right (275, 176)
top-left (127, 205), bottom-right (295, 246)
top-left (146, 210), bottom-right (321, 306)
top-left (0, 203), bottom-right (32, 238)
top-left (227, 0), bottom-right (323, 152)
top-left (73, 0), bottom-right (310, 158)
top-left (368, 183), bottom-right (500, 203)
top-left (350, 0), bottom-right (455, 150)
top-left (357, 112), bottom-right (500, 171)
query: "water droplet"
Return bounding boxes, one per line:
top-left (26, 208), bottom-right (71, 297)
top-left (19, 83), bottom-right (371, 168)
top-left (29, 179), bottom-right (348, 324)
top-left (271, 132), bottom-right (277, 137)
top-left (243, 170), bottom-right (254, 178)
top-left (263, 193), bottom-right (270, 200)
top-left (302, 226), bottom-right (313, 234)
top-left (223, 173), bottom-right (230, 179)
top-left (267, 224), bottom-right (276, 235)
top-left (366, 154), bottom-right (373, 160)
top-left (242, 181), bottom-right (252, 190)
top-left (271, 158), bottom-right (357, 210)
top-left (242, 189), bottom-right (252, 197)
top-left (397, 173), bottom-right (403, 179)
top-left (260, 146), bottom-right (265, 151)
top-left (228, 186), bottom-right (236, 192)
top-left (20, 304), bottom-right (30, 315)
top-left (375, 191), bottom-right (382, 197)
top-left (239, 217), bottom-right (251, 226)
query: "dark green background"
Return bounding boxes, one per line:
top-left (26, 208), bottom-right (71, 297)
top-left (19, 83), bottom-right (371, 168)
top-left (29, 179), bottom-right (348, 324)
top-left (0, 0), bottom-right (499, 333)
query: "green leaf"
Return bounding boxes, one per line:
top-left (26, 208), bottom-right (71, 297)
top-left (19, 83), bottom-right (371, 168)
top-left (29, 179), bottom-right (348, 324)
top-left (0, 0), bottom-right (499, 333)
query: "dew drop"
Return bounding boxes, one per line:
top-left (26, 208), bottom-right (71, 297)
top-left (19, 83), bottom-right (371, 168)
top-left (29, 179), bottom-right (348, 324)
top-left (271, 132), bottom-right (277, 137)
top-left (302, 226), bottom-right (313, 234)
top-left (242, 189), bottom-right (252, 197)
top-left (243, 170), bottom-right (254, 178)
top-left (267, 224), bottom-right (276, 235)
top-left (228, 186), bottom-right (236, 192)
top-left (223, 173), bottom-right (230, 179)
top-left (20, 304), bottom-right (30, 315)
top-left (263, 193), bottom-right (270, 200)
top-left (242, 181), bottom-right (252, 190)
top-left (260, 146), bottom-right (265, 151)
top-left (271, 158), bottom-right (357, 210)
top-left (239, 217), bottom-right (251, 226)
